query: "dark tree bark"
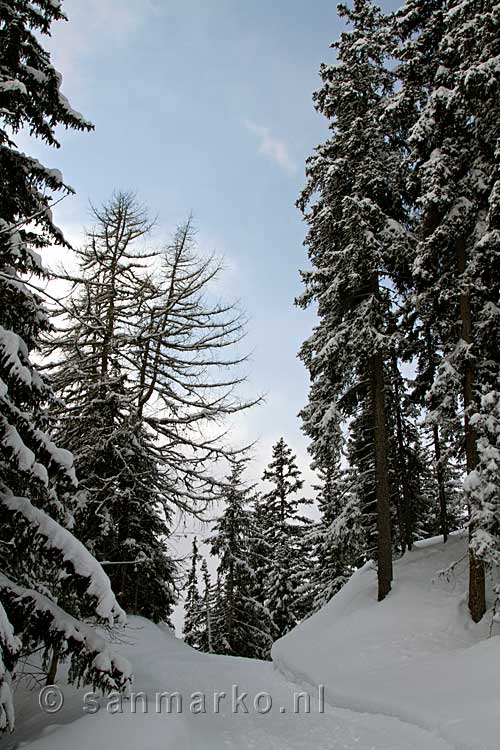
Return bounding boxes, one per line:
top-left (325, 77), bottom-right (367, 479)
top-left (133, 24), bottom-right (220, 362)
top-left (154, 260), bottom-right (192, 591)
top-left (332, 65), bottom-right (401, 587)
top-left (46, 650), bottom-right (59, 686)
top-left (370, 350), bottom-right (393, 601)
top-left (369, 270), bottom-right (393, 601)
top-left (432, 424), bottom-right (448, 543)
top-left (457, 239), bottom-right (486, 622)
top-left (425, 330), bottom-right (449, 543)
top-left (391, 355), bottom-right (413, 553)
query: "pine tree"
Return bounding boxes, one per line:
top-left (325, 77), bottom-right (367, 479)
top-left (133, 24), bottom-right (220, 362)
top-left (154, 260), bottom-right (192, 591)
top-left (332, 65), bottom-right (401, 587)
top-left (396, 0), bottom-right (500, 620)
top-left (261, 438), bottom-right (307, 532)
top-left (210, 461), bottom-right (273, 659)
top-left (266, 527), bottom-right (299, 638)
top-left (199, 559), bottom-right (216, 654)
top-left (407, 321), bottom-right (465, 542)
top-left (103, 423), bottom-right (177, 622)
top-left (0, 2), bottom-right (130, 730)
top-left (385, 357), bottom-right (448, 551)
top-left (246, 493), bottom-right (271, 610)
top-left (260, 438), bottom-right (312, 631)
top-left (182, 538), bottom-right (203, 648)
top-left (308, 462), bottom-right (364, 613)
top-left (297, 0), bottom-right (407, 600)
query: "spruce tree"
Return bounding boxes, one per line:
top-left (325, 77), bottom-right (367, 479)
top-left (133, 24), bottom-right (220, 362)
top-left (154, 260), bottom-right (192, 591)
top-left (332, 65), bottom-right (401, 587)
top-left (183, 538), bottom-right (203, 648)
top-left (408, 321), bottom-right (465, 542)
top-left (260, 438), bottom-right (312, 630)
top-left (0, 2), bottom-right (130, 730)
top-left (385, 357), bottom-right (446, 551)
top-left (396, 0), bottom-right (500, 620)
top-left (266, 527), bottom-right (299, 637)
top-left (308, 462), bottom-right (364, 612)
top-left (297, 0), bottom-right (406, 600)
top-left (261, 438), bottom-right (307, 532)
top-left (210, 461), bottom-right (273, 659)
top-left (199, 559), bottom-right (216, 654)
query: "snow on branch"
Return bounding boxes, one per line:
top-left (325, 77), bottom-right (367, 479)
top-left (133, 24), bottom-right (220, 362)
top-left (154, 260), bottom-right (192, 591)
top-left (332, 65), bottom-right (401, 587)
top-left (0, 491), bottom-right (126, 625)
top-left (0, 574), bottom-right (131, 692)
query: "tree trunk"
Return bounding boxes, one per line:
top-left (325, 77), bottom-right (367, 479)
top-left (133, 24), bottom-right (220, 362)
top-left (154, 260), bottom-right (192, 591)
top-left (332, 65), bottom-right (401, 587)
top-left (457, 238), bottom-right (486, 622)
top-left (392, 356), bottom-right (412, 553)
top-left (206, 605), bottom-right (213, 654)
top-left (368, 263), bottom-right (393, 602)
top-left (426, 327), bottom-right (449, 542)
top-left (46, 649), bottom-right (59, 685)
top-left (432, 424), bottom-right (448, 542)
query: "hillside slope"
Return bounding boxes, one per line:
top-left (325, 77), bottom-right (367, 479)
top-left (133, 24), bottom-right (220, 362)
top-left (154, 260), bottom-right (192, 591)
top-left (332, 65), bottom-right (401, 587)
top-left (6, 618), bottom-right (454, 750)
top-left (272, 531), bottom-right (500, 750)
top-left (3, 532), bottom-right (497, 749)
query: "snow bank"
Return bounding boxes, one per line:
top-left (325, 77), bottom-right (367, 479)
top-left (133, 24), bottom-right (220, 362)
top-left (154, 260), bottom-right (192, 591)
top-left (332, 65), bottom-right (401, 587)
top-left (272, 531), bottom-right (500, 750)
top-left (8, 617), bottom-right (456, 750)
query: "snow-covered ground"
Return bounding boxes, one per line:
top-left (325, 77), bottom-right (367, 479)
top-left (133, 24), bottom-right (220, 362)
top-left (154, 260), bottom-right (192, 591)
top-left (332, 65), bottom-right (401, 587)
top-left (273, 531), bottom-right (500, 750)
top-left (4, 531), bottom-right (498, 750)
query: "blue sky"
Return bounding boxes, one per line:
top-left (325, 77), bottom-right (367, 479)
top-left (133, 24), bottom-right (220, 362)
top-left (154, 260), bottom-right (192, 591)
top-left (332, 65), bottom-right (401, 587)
top-left (25, 0), bottom-right (401, 626)
top-left (29, 0), bottom-right (395, 490)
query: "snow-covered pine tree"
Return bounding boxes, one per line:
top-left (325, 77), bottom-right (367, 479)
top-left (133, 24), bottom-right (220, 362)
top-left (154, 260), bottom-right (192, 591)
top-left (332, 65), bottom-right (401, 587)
top-left (182, 538), bottom-right (203, 648)
top-left (45, 193), bottom-right (259, 620)
top-left (266, 527), bottom-right (299, 638)
top-left (385, 355), bottom-right (445, 551)
top-left (396, 0), bottom-right (500, 620)
top-left (0, 1), bottom-right (131, 731)
top-left (306, 461), bottom-right (364, 613)
top-left (297, 0), bottom-right (408, 600)
top-left (261, 438), bottom-right (306, 532)
top-left (210, 460), bottom-right (273, 659)
top-left (344, 389), bottom-right (381, 558)
top-left (246, 493), bottom-right (271, 610)
top-left (406, 320), bottom-right (465, 542)
top-left (102, 422), bottom-right (177, 623)
top-left (260, 438), bottom-right (312, 628)
top-left (198, 559), bottom-right (220, 654)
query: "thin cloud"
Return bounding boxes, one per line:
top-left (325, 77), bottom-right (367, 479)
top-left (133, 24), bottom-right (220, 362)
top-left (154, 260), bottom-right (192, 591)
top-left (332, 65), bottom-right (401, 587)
top-left (244, 119), bottom-right (298, 175)
top-left (46, 0), bottom-right (159, 92)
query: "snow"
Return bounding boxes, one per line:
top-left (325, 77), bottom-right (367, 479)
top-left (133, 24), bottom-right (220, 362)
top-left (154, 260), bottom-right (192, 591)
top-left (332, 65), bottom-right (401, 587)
top-left (0, 80), bottom-right (27, 95)
top-left (8, 617), bottom-right (454, 750)
top-left (45, 168), bottom-right (64, 184)
top-left (4, 532), bottom-right (497, 749)
top-left (0, 421), bottom-right (36, 474)
top-left (273, 531), bottom-right (500, 750)
top-left (57, 92), bottom-right (94, 129)
top-left (0, 492), bottom-right (126, 625)
top-left (0, 573), bottom-right (131, 692)
top-left (0, 327), bottom-right (32, 388)
top-left (0, 599), bottom-right (20, 731)
top-left (23, 66), bottom-right (48, 84)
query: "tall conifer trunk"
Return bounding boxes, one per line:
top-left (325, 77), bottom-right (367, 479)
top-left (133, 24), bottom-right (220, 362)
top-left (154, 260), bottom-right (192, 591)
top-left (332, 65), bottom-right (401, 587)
top-left (391, 355), bottom-right (413, 553)
top-left (457, 239), bottom-right (486, 622)
top-left (425, 330), bottom-right (448, 542)
top-left (370, 352), bottom-right (393, 601)
top-left (432, 424), bottom-right (448, 543)
top-left (370, 276), bottom-right (393, 601)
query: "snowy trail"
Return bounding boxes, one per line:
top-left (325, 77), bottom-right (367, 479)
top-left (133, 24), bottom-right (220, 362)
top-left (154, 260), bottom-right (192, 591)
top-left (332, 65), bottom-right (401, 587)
top-left (271, 533), bottom-right (500, 750)
top-left (8, 617), bottom-right (455, 750)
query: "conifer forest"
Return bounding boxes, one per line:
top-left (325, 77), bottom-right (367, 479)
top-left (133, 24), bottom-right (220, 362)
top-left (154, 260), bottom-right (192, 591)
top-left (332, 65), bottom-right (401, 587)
top-left (0, 2), bottom-right (499, 749)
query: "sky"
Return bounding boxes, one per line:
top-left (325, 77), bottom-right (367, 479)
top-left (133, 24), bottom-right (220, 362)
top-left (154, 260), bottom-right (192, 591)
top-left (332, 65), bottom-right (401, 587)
top-left (29, 0), bottom-right (348, 483)
top-left (25, 0), bottom-right (398, 614)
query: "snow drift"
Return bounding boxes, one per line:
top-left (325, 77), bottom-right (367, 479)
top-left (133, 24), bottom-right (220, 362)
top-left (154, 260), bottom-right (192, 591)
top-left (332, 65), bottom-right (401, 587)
top-left (272, 531), bottom-right (500, 750)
